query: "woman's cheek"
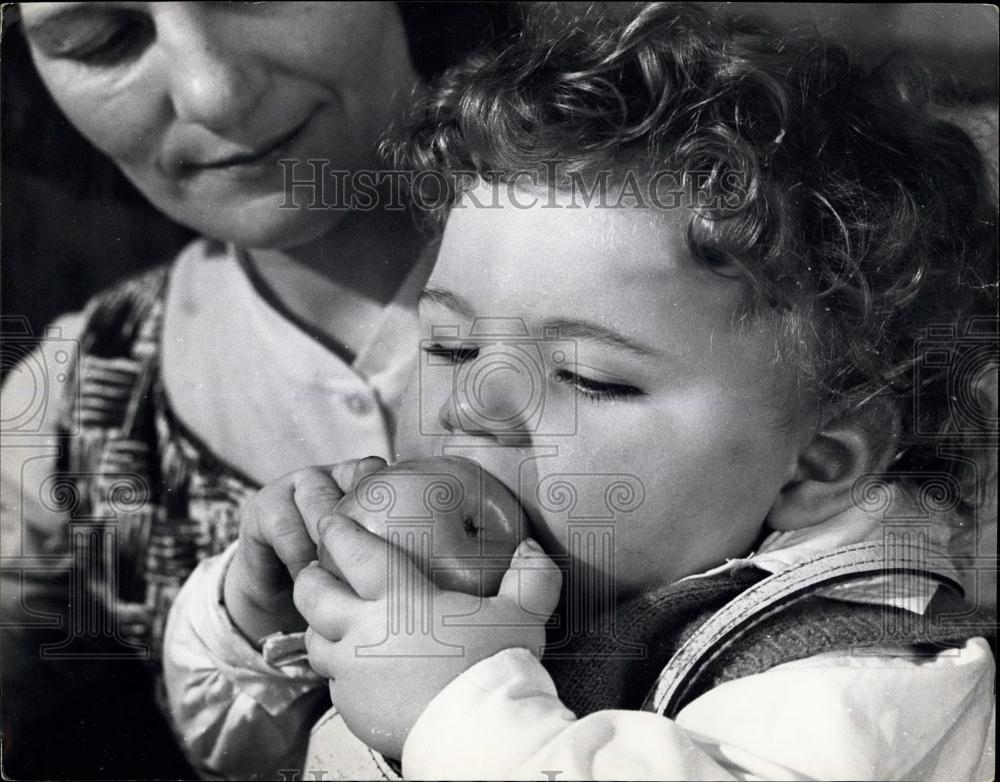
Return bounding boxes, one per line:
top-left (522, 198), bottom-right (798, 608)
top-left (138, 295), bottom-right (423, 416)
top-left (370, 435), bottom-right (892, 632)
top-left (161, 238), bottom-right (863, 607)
top-left (35, 59), bottom-right (163, 170)
top-left (393, 370), bottom-right (432, 461)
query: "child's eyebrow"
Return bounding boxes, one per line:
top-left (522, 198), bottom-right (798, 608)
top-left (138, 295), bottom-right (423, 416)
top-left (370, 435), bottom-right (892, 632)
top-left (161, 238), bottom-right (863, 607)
top-left (420, 286), bottom-right (665, 356)
top-left (420, 287), bottom-right (664, 357)
top-left (543, 318), bottom-right (664, 357)
top-left (419, 286), bottom-right (476, 319)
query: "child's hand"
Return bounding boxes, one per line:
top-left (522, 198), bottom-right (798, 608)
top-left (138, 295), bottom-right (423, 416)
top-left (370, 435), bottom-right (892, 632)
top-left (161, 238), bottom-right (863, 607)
top-left (223, 457), bottom-right (387, 644)
top-left (294, 510), bottom-right (562, 761)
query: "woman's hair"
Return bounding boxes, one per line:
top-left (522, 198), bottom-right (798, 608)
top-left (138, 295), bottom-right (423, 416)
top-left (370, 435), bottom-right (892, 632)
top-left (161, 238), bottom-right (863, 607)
top-left (389, 2), bottom-right (998, 521)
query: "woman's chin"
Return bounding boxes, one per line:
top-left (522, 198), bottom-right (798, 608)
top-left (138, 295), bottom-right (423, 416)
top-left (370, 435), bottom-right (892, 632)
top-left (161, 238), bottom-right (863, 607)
top-left (168, 197), bottom-right (349, 252)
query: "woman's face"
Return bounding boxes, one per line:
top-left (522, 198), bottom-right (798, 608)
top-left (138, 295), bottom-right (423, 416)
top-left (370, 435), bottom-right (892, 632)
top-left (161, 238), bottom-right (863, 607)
top-left (21, 2), bottom-right (418, 248)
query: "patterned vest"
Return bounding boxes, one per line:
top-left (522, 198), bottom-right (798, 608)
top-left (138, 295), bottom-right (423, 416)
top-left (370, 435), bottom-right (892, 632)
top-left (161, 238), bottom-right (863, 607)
top-left (55, 266), bottom-right (258, 666)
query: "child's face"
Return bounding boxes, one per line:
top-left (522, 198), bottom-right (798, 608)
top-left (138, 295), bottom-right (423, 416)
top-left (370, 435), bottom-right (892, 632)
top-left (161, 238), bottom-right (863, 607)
top-left (400, 184), bottom-right (812, 596)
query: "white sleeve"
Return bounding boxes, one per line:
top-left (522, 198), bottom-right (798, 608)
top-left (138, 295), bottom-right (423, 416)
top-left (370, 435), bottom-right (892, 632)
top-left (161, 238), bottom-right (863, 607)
top-left (1, 313), bottom-right (85, 618)
top-left (402, 640), bottom-right (996, 781)
top-left (163, 542), bottom-right (328, 781)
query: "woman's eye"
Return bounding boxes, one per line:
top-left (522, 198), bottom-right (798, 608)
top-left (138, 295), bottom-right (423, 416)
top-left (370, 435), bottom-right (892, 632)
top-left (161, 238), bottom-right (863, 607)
top-left (552, 370), bottom-right (646, 402)
top-left (55, 16), bottom-right (154, 67)
top-left (421, 343), bottom-right (480, 365)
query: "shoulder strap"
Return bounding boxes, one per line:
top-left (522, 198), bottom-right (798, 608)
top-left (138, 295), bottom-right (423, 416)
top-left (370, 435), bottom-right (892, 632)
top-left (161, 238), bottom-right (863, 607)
top-left (544, 568), bottom-right (767, 717)
top-left (643, 539), bottom-right (967, 717)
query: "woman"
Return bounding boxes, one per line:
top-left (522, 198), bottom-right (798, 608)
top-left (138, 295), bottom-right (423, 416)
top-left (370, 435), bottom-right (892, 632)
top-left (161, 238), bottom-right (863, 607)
top-left (0, 3), bottom-right (512, 778)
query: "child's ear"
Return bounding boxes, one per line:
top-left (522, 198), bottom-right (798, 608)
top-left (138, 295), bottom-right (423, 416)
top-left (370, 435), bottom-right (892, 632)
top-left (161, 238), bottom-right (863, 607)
top-left (768, 403), bottom-right (899, 532)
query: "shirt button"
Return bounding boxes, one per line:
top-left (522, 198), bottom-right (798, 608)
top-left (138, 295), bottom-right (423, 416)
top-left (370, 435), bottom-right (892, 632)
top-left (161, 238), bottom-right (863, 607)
top-left (346, 394), bottom-right (372, 415)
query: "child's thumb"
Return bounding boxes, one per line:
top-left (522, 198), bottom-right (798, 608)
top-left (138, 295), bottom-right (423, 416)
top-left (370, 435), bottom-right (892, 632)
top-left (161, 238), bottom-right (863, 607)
top-left (329, 455), bottom-right (387, 494)
top-left (498, 538), bottom-right (563, 619)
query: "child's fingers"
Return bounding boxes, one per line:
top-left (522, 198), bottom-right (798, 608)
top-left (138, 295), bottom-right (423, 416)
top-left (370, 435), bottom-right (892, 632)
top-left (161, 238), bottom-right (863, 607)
top-left (328, 459), bottom-right (365, 495)
top-left (352, 455), bottom-right (389, 487)
top-left (244, 467), bottom-right (342, 578)
top-left (286, 466), bottom-right (348, 553)
top-left (293, 562), bottom-right (363, 641)
top-left (497, 538), bottom-right (563, 619)
top-left (328, 455), bottom-right (387, 496)
top-left (315, 510), bottom-right (405, 600)
top-left (303, 627), bottom-right (348, 680)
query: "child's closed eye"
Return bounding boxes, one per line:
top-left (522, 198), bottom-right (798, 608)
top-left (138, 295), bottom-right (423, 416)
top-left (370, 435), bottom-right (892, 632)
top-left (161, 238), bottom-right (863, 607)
top-left (552, 369), bottom-right (646, 402)
top-left (422, 343), bottom-right (646, 403)
top-left (422, 342), bottom-right (480, 364)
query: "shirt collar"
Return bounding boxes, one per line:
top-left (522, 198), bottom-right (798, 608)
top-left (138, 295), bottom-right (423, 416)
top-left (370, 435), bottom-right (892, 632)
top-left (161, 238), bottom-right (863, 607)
top-left (681, 483), bottom-right (957, 614)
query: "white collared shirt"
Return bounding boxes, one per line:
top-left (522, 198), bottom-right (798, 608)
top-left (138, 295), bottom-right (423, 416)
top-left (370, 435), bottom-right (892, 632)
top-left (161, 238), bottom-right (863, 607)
top-left (1, 238), bottom-right (424, 574)
top-left (161, 239), bottom-right (425, 482)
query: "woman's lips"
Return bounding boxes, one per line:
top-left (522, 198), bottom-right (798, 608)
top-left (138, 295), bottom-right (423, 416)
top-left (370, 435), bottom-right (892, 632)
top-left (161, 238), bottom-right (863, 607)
top-left (173, 110), bottom-right (317, 180)
top-left (202, 115), bottom-right (311, 168)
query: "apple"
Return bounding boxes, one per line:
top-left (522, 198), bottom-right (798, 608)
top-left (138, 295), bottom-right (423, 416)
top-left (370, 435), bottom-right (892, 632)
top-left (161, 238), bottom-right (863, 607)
top-left (318, 456), bottom-right (524, 596)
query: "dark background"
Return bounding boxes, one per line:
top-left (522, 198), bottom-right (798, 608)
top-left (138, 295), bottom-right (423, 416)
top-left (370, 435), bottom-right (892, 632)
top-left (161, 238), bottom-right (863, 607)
top-left (1, 3), bottom-right (997, 346)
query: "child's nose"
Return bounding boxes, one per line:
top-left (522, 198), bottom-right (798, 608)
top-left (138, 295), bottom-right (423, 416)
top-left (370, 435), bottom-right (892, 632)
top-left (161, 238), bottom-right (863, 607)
top-left (437, 358), bottom-right (538, 443)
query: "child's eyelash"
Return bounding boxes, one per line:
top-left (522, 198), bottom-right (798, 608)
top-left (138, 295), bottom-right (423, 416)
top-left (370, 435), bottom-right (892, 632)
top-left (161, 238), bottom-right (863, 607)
top-left (552, 370), bottom-right (646, 402)
top-left (421, 344), bottom-right (645, 403)
top-left (421, 343), bottom-right (479, 364)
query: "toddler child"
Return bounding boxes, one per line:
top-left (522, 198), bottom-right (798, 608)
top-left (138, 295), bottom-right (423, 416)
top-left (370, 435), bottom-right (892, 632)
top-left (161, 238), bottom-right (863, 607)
top-left (165, 4), bottom-right (997, 779)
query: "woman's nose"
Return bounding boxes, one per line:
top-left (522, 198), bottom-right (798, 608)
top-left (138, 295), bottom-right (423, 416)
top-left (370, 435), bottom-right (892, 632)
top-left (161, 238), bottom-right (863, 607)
top-left (157, 7), bottom-right (267, 132)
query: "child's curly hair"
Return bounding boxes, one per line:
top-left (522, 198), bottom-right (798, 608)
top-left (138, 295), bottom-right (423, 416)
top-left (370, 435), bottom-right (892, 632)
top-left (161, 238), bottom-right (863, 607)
top-left (389, 3), bottom-right (998, 523)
